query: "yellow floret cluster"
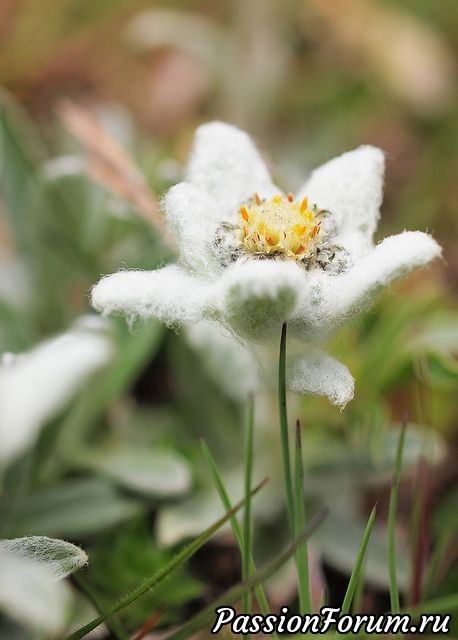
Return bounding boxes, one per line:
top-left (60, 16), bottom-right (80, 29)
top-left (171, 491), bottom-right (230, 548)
top-left (238, 193), bottom-right (322, 260)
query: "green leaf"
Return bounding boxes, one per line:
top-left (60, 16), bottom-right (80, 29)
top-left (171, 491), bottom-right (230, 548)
top-left (0, 536), bottom-right (88, 579)
top-left (84, 447), bottom-right (191, 497)
top-left (0, 91), bottom-right (46, 263)
top-left (8, 478), bottom-right (143, 538)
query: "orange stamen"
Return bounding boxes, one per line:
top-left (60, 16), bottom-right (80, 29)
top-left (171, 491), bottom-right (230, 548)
top-left (300, 197), bottom-right (309, 213)
top-left (287, 192), bottom-right (294, 202)
top-left (310, 223), bottom-right (321, 238)
top-left (240, 205), bottom-right (249, 222)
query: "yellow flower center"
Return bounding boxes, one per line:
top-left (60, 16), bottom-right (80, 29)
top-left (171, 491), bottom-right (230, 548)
top-left (238, 193), bottom-right (322, 260)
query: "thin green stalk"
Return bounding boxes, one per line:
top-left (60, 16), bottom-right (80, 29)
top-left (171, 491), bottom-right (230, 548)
top-left (242, 394), bottom-right (254, 637)
top-left (200, 440), bottom-right (275, 634)
top-left (334, 593), bottom-right (458, 639)
top-left (335, 506), bottom-right (377, 639)
top-left (162, 508), bottom-right (329, 640)
top-left (63, 478), bottom-right (268, 640)
top-left (278, 322), bottom-right (294, 531)
top-left (294, 419), bottom-right (312, 615)
top-left (402, 592), bottom-right (458, 616)
top-left (422, 529), bottom-right (453, 600)
top-left (409, 456), bottom-right (429, 606)
top-left (388, 422), bottom-right (407, 615)
top-left (74, 573), bottom-right (128, 640)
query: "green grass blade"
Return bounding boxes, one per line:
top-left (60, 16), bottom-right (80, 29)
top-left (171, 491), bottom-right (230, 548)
top-left (294, 419), bottom-right (312, 615)
top-left (388, 421), bottom-right (407, 614)
top-left (422, 529), bottom-right (453, 600)
top-left (352, 556), bottom-right (366, 615)
top-left (73, 574), bottom-right (128, 640)
top-left (330, 593), bottom-right (458, 639)
top-left (161, 508), bottom-right (329, 640)
top-left (63, 478), bottom-right (268, 640)
top-left (278, 322), bottom-right (294, 531)
top-left (242, 394), bottom-right (254, 636)
top-left (200, 440), bottom-right (273, 622)
top-left (409, 456), bottom-right (430, 607)
top-left (402, 593), bottom-right (458, 616)
top-left (335, 506), bottom-right (377, 639)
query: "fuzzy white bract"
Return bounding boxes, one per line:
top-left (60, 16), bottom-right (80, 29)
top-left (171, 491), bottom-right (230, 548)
top-left (0, 317), bottom-right (113, 465)
top-left (92, 123), bottom-right (441, 406)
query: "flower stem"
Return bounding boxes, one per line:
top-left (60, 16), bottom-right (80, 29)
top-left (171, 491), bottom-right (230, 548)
top-left (278, 322), bottom-right (294, 532)
top-left (294, 420), bottom-right (312, 614)
top-left (242, 393), bottom-right (254, 638)
top-left (388, 421), bottom-right (407, 616)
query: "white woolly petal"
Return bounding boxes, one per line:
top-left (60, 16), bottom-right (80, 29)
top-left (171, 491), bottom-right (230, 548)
top-left (298, 146), bottom-right (385, 256)
top-left (0, 537), bottom-right (88, 580)
top-left (292, 231), bottom-right (442, 340)
top-left (287, 348), bottom-right (354, 408)
top-left (186, 121), bottom-right (278, 220)
top-left (216, 259), bottom-right (305, 341)
top-left (185, 320), bottom-right (260, 398)
top-left (162, 182), bottom-right (220, 275)
top-left (347, 231), bottom-right (442, 296)
top-left (0, 548), bottom-right (72, 633)
top-left (0, 322), bottom-right (113, 465)
top-left (92, 265), bottom-right (210, 325)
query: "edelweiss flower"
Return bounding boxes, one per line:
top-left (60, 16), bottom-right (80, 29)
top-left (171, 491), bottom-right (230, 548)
top-left (92, 122), bottom-right (441, 407)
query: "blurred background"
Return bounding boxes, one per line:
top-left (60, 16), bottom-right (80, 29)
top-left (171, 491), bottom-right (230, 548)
top-left (0, 0), bottom-right (457, 638)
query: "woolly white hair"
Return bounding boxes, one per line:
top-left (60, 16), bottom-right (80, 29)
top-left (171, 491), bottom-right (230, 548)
top-left (290, 230), bottom-right (441, 340)
top-left (287, 348), bottom-right (355, 408)
top-left (93, 266), bottom-right (211, 327)
top-left (215, 259), bottom-right (306, 341)
top-left (91, 122), bottom-right (442, 407)
top-left (0, 318), bottom-right (113, 465)
top-left (162, 182), bottom-right (221, 275)
top-left (185, 320), bottom-right (261, 399)
top-left (0, 536), bottom-right (88, 580)
top-left (0, 540), bottom-right (76, 633)
top-left (186, 121), bottom-right (278, 219)
top-left (296, 145), bottom-right (385, 258)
